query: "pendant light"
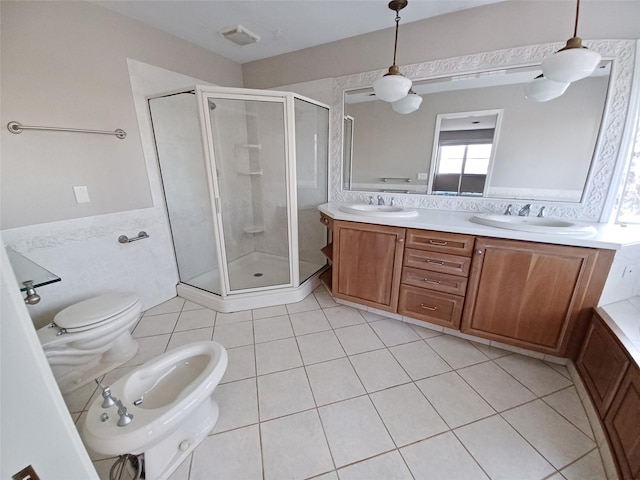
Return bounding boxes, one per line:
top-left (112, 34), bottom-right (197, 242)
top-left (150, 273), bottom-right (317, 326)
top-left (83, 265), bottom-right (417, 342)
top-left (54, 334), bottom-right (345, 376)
top-left (373, 0), bottom-right (412, 103)
top-left (524, 74), bottom-right (570, 102)
top-left (541, 0), bottom-right (601, 83)
top-left (392, 89), bottom-right (422, 113)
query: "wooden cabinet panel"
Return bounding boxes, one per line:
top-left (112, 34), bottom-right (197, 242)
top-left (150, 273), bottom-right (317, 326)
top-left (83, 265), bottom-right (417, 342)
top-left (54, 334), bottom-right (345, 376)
top-left (576, 315), bottom-right (630, 416)
top-left (605, 366), bottom-right (640, 480)
top-left (406, 229), bottom-right (474, 257)
top-left (462, 237), bottom-right (612, 356)
top-left (401, 267), bottom-right (468, 296)
top-left (398, 285), bottom-right (464, 328)
top-left (332, 221), bottom-right (405, 312)
top-left (404, 248), bottom-right (471, 277)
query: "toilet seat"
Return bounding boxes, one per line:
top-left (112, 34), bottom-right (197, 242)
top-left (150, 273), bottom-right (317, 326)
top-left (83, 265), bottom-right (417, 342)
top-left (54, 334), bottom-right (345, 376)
top-left (54, 293), bottom-right (140, 333)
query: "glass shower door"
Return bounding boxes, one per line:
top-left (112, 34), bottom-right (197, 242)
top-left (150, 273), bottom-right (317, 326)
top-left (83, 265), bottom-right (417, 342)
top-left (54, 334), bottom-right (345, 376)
top-left (200, 90), bottom-right (293, 293)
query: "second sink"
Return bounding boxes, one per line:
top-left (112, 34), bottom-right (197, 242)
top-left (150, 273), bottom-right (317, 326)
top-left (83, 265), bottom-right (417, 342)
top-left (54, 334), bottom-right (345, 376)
top-left (470, 214), bottom-right (597, 235)
top-left (339, 204), bottom-right (419, 218)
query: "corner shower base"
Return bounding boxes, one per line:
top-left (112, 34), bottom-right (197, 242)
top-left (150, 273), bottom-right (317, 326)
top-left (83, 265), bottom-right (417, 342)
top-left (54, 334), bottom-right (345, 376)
top-left (178, 251), bottom-right (326, 312)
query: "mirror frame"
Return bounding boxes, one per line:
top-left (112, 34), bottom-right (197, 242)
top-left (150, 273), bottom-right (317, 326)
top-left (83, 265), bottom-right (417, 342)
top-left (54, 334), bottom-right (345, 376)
top-left (329, 40), bottom-right (635, 221)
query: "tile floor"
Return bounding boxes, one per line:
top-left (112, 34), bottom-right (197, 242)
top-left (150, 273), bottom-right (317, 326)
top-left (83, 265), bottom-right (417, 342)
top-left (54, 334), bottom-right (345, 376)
top-left (66, 288), bottom-right (609, 480)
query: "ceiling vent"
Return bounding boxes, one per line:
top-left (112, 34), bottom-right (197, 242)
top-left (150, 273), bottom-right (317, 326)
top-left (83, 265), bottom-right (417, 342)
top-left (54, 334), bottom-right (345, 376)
top-left (218, 25), bottom-right (261, 46)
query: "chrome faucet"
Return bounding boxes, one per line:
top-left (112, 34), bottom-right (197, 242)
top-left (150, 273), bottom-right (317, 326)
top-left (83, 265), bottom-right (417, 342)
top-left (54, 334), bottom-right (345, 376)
top-left (377, 195), bottom-right (385, 205)
top-left (115, 399), bottom-right (133, 427)
top-left (537, 206), bottom-right (546, 218)
top-left (518, 204), bottom-right (531, 216)
top-left (504, 204), bottom-right (513, 215)
top-left (95, 379), bottom-right (118, 408)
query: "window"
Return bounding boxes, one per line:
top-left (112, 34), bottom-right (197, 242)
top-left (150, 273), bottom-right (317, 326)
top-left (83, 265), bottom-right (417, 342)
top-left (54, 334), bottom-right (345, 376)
top-left (616, 115), bottom-right (640, 224)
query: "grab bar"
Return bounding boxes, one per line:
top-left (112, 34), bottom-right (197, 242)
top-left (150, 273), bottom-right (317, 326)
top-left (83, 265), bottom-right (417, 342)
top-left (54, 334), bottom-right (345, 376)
top-left (7, 121), bottom-right (126, 139)
top-left (118, 231), bottom-right (149, 244)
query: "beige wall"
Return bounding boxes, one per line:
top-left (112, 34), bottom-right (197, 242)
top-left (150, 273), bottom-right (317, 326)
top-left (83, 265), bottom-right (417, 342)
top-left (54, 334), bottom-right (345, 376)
top-left (242, 0), bottom-right (640, 89)
top-left (0, 1), bottom-right (242, 229)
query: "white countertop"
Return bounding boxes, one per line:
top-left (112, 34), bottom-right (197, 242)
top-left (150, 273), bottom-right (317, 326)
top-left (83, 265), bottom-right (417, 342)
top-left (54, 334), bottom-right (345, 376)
top-left (319, 202), bottom-right (640, 250)
top-left (600, 298), bottom-right (640, 367)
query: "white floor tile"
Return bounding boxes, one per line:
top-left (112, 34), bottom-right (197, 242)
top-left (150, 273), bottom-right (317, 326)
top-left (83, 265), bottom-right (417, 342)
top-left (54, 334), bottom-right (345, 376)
top-left (181, 300), bottom-right (204, 311)
top-left (132, 312), bottom-right (179, 338)
top-left (167, 454), bottom-right (192, 480)
top-left (255, 337), bottom-right (303, 375)
top-left (458, 361), bottom-right (536, 412)
top-left (286, 294), bottom-right (321, 314)
top-left (252, 304), bottom-right (288, 320)
top-left (338, 451), bottom-right (413, 480)
top-left (408, 322), bottom-right (444, 338)
top-left (190, 425), bottom-right (262, 480)
top-left (426, 334), bottom-right (490, 369)
top-left (370, 383), bottom-right (448, 446)
top-left (253, 314), bottom-right (294, 343)
top-left (212, 322), bottom-right (254, 349)
top-left (63, 380), bottom-right (99, 413)
top-left (143, 297), bottom-right (185, 316)
top-left (389, 340), bottom-right (451, 380)
top-left (401, 431), bottom-right (489, 480)
top-left (416, 371), bottom-right (495, 429)
top-left (349, 349), bottom-right (411, 393)
top-left (314, 290), bottom-right (338, 308)
top-left (360, 310), bottom-right (393, 323)
top-left (313, 472), bottom-right (338, 480)
top-left (296, 330), bottom-right (346, 365)
top-left (454, 415), bottom-right (555, 480)
top-left (123, 333), bottom-right (170, 367)
top-left (495, 354), bottom-right (573, 396)
top-left (323, 305), bottom-right (366, 329)
top-left (472, 342), bottom-right (512, 360)
top-left (369, 319), bottom-right (421, 346)
top-left (174, 308), bottom-right (216, 332)
top-left (319, 396), bottom-right (395, 467)
top-left (542, 386), bottom-right (594, 440)
top-left (290, 309), bottom-right (332, 336)
top-left (502, 400), bottom-right (596, 469)
top-left (261, 409), bottom-right (334, 480)
top-left (561, 449), bottom-right (607, 480)
top-left (211, 378), bottom-right (258, 434)
top-left (221, 345), bottom-right (256, 383)
top-left (166, 327), bottom-right (213, 351)
top-left (215, 310), bottom-right (253, 325)
top-left (334, 323), bottom-right (384, 355)
top-left (257, 367), bottom-right (315, 421)
top-left (306, 357), bottom-right (366, 406)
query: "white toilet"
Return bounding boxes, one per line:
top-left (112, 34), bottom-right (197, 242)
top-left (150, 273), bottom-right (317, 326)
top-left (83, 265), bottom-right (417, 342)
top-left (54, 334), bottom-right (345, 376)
top-left (82, 341), bottom-right (228, 480)
top-left (37, 293), bottom-right (142, 394)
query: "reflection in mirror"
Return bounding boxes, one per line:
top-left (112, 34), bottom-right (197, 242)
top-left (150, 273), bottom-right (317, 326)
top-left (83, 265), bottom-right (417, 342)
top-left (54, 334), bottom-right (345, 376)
top-left (343, 62), bottom-right (611, 202)
top-left (429, 110), bottom-right (502, 197)
top-left (343, 115), bottom-right (354, 190)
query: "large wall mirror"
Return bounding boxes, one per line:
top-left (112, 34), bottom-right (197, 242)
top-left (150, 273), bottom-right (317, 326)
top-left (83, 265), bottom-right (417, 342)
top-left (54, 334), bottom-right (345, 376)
top-left (331, 40), bottom-right (635, 221)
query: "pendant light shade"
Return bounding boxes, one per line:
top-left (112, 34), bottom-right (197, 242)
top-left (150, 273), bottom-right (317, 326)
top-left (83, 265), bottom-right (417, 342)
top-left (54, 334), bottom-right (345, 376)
top-left (373, 0), bottom-right (412, 103)
top-left (524, 75), bottom-right (570, 102)
top-left (392, 89), bottom-right (422, 113)
top-left (541, 0), bottom-right (601, 83)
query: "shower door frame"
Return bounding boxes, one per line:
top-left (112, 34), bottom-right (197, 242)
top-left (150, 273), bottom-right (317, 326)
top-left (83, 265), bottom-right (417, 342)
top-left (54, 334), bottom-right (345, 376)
top-left (196, 86), bottom-right (301, 297)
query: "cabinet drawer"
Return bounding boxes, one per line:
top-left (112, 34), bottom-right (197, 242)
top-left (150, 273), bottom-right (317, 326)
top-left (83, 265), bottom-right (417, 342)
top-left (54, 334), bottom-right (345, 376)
top-left (402, 267), bottom-right (468, 296)
top-left (404, 248), bottom-right (471, 277)
top-left (398, 285), bottom-right (463, 329)
top-left (319, 213), bottom-right (333, 230)
top-left (406, 229), bottom-right (474, 257)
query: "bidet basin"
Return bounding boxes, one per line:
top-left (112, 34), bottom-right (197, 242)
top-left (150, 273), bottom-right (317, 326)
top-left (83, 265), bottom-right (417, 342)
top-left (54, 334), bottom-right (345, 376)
top-left (470, 214), bottom-right (597, 235)
top-left (339, 203), bottom-right (419, 218)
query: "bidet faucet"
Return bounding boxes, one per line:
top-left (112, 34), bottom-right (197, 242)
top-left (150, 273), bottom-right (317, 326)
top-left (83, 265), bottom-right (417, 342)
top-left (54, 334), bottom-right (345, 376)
top-left (95, 379), bottom-right (118, 408)
top-left (377, 195), bottom-right (385, 205)
top-left (537, 206), bottom-right (546, 218)
top-left (518, 204), bottom-right (532, 216)
top-left (115, 399), bottom-right (133, 427)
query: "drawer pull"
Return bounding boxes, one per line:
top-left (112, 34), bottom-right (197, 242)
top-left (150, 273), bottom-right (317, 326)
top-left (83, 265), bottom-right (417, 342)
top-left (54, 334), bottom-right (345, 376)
top-left (420, 304), bottom-right (438, 311)
top-left (423, 279), bottom-right (441, 285)
top-left (425, 259), bottom-right (444, 265)
top-left (429, 240), bottom-right (448, 246)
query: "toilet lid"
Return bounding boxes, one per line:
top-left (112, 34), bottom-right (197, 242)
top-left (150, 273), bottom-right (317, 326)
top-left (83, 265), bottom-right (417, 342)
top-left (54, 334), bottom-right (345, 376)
top-left (54, 293), bottom-right (139, 330)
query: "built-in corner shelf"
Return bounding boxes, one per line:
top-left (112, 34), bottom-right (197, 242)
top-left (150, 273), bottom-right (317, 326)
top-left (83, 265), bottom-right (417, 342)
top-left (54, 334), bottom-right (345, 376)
top-left (237, 170), bottom-right (263, 176)
top-left (244, 226), bottom-right (265, 234)
top-left (321, 243), bottom-right (333, 262)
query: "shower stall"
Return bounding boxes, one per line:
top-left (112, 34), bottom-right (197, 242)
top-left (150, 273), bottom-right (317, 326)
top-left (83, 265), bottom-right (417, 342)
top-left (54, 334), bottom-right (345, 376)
top-left (149, 86), bottom-right (329, 311)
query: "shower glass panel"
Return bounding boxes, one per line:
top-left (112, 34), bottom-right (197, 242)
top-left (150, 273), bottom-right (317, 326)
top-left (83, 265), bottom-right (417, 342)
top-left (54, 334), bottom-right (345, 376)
top-left (149, 92), bottom-right (223, 295)
top-left (294, 98), bottom-right (329, 284)
top-left (204, 94), bottom-right (292, 293)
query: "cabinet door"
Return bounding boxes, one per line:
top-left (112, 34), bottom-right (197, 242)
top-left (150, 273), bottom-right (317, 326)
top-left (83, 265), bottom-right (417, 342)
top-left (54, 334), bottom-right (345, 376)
top-left (332, 221), bottom-right (405, 312)
top-left (605, 366), bottom-right (640, 480)
top-left (461, 237), bottom-right (607, 356)
top-left (576, 314), bottom-right (630, 416)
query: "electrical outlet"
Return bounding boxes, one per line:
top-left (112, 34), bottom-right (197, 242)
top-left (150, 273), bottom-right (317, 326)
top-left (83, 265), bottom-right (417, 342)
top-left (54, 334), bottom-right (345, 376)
top-left (622, 265), bottom-right (637, 279)
top-left (417, 173), bottom-right (429, 180)
top-left (73, 185), bottom-right (90, 204)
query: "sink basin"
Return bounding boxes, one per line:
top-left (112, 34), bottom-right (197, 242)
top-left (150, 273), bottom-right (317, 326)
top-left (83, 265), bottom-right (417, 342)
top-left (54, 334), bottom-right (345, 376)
top-left (470, 214), bottom-right (597, 235)
top-left (339, 204), bottom-right (419, 218)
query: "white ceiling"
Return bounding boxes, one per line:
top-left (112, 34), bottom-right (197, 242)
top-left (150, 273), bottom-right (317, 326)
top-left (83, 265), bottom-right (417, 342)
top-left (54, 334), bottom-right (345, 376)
top-left (94, 0), bottom-right (503, 64)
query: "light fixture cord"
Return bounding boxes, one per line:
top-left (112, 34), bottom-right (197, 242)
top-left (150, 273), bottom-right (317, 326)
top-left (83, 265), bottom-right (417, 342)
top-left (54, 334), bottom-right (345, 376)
top-left (392, 10), bottom-right (401, 66)
top-left (573, 0), bottom-right (580, 37)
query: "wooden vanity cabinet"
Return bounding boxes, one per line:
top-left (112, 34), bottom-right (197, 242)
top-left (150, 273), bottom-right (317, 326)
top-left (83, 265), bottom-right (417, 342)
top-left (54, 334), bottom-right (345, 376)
top-left (331, 220), bottom-right (405, 312)
top-left (461, 237), bottom-right (614, 357)
top-left (577, 311), bottom-right (640, 480)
